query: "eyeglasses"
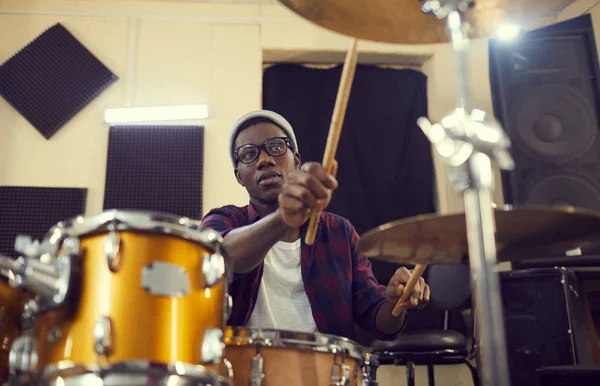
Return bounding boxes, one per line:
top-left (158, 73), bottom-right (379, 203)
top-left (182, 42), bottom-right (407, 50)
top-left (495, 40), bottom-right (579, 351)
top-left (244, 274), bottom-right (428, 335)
top-left (233, 137), bottom-right (292, 164)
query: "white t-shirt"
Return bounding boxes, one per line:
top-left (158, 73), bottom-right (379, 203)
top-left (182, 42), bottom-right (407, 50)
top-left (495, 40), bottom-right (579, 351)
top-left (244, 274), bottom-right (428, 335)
top-left (247, 239), bottom-right (318, 333)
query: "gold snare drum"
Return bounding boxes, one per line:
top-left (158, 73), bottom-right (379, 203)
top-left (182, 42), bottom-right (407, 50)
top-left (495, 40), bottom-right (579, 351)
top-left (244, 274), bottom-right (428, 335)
top-left (224, 327), bottom-right (367, 386)
top-left (18, 210), bottom-right (232, 385)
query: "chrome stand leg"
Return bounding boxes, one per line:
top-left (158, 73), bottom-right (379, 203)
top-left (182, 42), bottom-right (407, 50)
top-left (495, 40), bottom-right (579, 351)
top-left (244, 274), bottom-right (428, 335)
top-left (418, 2), bottom-right (515, 385)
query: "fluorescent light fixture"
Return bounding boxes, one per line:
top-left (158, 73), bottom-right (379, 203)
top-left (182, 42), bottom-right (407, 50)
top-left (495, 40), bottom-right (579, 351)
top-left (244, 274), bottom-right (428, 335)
top-left (104, 104), bottom-right (209, 124)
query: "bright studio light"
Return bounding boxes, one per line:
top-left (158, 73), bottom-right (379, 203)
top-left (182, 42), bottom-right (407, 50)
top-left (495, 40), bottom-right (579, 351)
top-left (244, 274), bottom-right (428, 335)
top-left (104, 104), bottom-right (209, 124)
top-left (496, 24), bottom-right (522, 41)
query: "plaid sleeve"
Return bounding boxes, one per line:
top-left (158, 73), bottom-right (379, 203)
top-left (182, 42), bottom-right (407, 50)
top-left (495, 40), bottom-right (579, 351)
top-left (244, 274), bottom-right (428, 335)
top-left (347, 220), bottom-right (406, 341)
top-left (201, 206), bottom-right (257, 281)
top-left (201, 206), bottom-right (240, 236)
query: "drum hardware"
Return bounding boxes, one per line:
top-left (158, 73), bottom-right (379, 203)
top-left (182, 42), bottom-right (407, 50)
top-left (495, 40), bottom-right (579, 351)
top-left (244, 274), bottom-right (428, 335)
top-left (201, 328), bottom-right (225, 364)
top-left (94, 316), bottom-right (114, 356)
top-left (224, 294), bottom-right (233, 321)
top-left (20, 299), bottom-right (39, 330)
top-left (371, 2), bottom-right (514, 384)
top-left (224, 327), bottom-right (365, 386)
top-left (0, 235), bottom-right (78, 309)
top-left (104, 230), bottom-right (121, 273)
top-left (20, 210), bottom-right (232, 386)
top-left (330, 346), bottom-right (350, 386)
top-left (203, 252), bottom-right (226, 288)
top-left (8, 334), bottom-right (38, 376)
top-left (222, 358), bottom-right (234, 381)
top-left (140, 262), bottom-right (191, 297)
top-left (250, 353), bottom-right (264, 386)
top-left (46, 327), bottom-right (62, 344)
top-left (361, 353), bottom-right (379, 386)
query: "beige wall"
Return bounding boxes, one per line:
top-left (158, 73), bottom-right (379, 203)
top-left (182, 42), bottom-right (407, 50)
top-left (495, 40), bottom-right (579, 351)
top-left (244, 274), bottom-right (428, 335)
top-left (0, 0), bottom-right (589, 221)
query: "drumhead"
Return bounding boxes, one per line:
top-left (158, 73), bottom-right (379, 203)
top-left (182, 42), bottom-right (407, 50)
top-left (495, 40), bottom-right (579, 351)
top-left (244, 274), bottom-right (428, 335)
top-left (224, 326), bottom-right (364, 361)
top-left (42, 209), bottom-right (223, 251)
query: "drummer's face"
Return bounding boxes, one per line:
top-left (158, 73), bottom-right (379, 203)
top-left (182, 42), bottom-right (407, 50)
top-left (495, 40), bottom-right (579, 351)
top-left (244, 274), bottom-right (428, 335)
top-left (233, 122), bottom-right (300, 205)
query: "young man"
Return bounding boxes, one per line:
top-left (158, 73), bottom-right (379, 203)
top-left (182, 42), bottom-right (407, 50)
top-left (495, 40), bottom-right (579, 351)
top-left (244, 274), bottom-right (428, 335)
top-left (201, 109), bottom-right (430, 341)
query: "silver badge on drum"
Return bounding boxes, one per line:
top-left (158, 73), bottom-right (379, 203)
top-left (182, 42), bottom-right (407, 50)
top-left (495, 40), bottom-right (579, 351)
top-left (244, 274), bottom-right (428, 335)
top-left (141, 261), bottom-right (191, 297)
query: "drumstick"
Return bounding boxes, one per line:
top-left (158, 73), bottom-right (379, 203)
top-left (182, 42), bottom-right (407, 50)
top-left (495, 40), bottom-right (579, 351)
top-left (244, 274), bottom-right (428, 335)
top-left (392, 264), bottom-right (427, 317)
top-left (305, 38), bottom-right (359, 245)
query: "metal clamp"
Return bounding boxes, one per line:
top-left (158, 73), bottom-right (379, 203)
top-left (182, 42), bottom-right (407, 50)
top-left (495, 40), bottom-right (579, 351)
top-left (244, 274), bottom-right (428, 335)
top-left (2, 236), bottom-right (77, 307)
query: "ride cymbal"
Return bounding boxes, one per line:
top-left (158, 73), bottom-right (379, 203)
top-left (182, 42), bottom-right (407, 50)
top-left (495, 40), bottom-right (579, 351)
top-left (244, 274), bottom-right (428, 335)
top-left (358, 205), bottom-right (600, 265)
top-left (278, 0), bottom-right (578, 44)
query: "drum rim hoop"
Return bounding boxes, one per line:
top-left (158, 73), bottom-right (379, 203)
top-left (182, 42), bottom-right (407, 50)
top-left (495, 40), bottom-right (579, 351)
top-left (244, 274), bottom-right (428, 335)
top-left (42, 209), bottom-right (223, 251)
top-left (42, 359), bottom-right (230, 383)
top-left (224, 326), bottom-right (364, 360)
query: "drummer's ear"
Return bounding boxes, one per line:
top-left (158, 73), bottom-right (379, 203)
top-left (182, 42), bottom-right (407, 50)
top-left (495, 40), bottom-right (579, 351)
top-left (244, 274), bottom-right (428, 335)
top-left (234, 168), bottom-right (244, 186)
top-left (294, 152), bottom-right (301, 170)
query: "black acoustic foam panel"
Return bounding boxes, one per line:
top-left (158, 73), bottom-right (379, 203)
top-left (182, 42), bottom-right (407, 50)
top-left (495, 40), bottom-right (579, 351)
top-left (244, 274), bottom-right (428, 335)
top-left (103, 125), bottom-right (204, 219)
top-left (0, 187), bottom-right (87, 258)
top-left (0, 23), bottom-right (118, 139)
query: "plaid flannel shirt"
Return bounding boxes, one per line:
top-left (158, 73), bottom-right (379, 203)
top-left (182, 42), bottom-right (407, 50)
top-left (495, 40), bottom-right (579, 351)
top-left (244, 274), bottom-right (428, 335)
top-left (201, 203), bottom-right (406, 341)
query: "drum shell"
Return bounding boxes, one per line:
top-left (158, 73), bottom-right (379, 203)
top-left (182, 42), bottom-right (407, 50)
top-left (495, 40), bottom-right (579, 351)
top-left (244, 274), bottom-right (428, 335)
top-left (33, 230), bottom-right (228, 376)
top-left (224, 327), bottom-right (364, 386)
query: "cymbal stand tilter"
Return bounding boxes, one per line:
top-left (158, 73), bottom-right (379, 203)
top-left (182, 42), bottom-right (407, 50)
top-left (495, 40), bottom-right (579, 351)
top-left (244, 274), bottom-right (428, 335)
top-left (416, 1), bottom-right (514, 385)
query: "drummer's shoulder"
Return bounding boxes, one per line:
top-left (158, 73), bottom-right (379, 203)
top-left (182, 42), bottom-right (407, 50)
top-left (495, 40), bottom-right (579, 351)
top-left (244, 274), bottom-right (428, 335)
top-left (201, 204), bottom-right (250, 224)
top-left (320, 211), bottom-right (359, 236)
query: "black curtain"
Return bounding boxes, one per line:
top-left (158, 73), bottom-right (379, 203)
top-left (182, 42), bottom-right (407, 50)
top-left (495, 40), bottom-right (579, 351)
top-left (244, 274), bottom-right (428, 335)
top-left (263, 63), bottom-right (436, 236)
top-left (263, 64), bottom-right (447, 338)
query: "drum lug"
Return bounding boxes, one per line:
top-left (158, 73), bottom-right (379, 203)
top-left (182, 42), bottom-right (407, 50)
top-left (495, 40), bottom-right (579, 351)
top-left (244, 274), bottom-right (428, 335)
top-left (223, 357), bottom-right (235, 380)
top-left (330, 363), bottom-right (350, 386)
top-left (203, 253), bottom-right (225, 288)
top-left (201, 328), bottom-right (224, 364)
top-left (251, 353), bottom-right (264, 386)
top-left (94, 316), bottom-right (114, 356)
top-left (9, 335), bottom-right (38, 374)
top-left (225, 294), bottom-right (233, 321)
top-left (104, 231), bottom-right (121, 272)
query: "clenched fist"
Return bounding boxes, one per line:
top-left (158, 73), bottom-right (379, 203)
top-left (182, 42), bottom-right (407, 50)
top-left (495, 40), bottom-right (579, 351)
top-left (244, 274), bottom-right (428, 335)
top-left (278, 161), bottom-right (338, 228)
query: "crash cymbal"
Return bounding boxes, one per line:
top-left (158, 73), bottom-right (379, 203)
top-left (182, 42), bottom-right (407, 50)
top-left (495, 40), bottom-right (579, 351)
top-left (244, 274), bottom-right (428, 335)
top-left (358, 205), bottom-right (600, 265)
top-left (278, 0), bottom-right (577, 44)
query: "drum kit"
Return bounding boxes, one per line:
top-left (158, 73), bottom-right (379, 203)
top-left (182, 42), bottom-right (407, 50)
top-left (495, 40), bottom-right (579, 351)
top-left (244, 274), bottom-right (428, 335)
top-left (0, 1), bottom-right (598, 386)
top-left (0, 211), bottom-right (376, 386)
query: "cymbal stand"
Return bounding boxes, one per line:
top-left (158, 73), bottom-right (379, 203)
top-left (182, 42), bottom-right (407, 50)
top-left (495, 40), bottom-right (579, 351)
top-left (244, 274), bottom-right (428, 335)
top-left (417, 1), bottom-right (515, 385)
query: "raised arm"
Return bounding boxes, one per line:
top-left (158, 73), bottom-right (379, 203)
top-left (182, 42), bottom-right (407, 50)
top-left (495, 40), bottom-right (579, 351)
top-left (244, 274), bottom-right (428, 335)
top-left (202, 162), bottom-right (338, 274)
top-left (213, 210), bottom-right (293, 274)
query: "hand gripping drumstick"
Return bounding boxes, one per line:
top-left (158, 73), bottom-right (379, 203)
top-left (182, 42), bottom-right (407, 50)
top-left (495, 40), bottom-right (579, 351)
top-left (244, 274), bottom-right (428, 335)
top-left (392, 264), bottom-right (427, 317)
top-left (305, 38), bottom-right (359, 245)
